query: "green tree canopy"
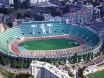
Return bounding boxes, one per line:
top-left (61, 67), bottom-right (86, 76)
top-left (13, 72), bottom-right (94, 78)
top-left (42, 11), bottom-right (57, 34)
top-left (12, 60), bottom-right (17, 67)
top-left (2, 58), bottom-right (10, 65)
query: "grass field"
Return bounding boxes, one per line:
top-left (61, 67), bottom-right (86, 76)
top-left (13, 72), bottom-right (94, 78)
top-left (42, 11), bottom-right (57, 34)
top-left (19, 38), bottom-right (79, 50)
top-left (87, 70), bottom-right (104, 78)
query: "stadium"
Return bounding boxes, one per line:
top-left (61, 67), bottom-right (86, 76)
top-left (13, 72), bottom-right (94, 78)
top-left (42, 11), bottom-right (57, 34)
top-left (0, 20), bottom-right (103, 61)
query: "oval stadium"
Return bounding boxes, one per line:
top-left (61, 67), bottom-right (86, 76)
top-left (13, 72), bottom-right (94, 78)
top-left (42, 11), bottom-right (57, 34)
top-left (0, 21), bottom-right (103, 61)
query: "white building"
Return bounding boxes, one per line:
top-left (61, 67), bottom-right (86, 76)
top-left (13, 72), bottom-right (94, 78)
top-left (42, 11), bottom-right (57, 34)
top-left (7, 0), bottom-right (49, 5)
top-left (13, 21), bottom-right (17, 27)
top-left (9, 0), bottom-right (14, 4)
top-left (0, 13), bottom-right (4, 22)
top-left (30, 0), bottom-right (49, 4)
top-left (30, 61), bottom-right (71, 78)
top-left (84, 65), bottom-right (97, 75)
top-left (0, 22), bottom-right (4, 32)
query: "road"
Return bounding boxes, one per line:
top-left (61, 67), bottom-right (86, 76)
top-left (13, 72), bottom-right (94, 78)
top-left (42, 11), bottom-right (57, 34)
top-left (0, 64), bottom-right (31, 74)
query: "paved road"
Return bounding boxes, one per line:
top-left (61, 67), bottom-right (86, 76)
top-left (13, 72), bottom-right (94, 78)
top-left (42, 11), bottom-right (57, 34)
top-left (0, 64), bottom-right (31, 74)
top-left (85, 54), bottom-right (104, 66)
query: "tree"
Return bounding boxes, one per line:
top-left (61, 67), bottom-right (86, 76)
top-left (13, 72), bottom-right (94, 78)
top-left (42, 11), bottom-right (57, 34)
top-left (58, 59), bottom-right (61, 65)
top-left (63, 57), bottom-right (67, 64)
top-left (95, 52), bottom-right (101, 57)
top-left (12, 60), bottom-right (17, 67)
top-left (21, 0), bottom-right (30, 9)
top-left (10, 4), bottom-right (14, 7)
top-left (65, 65), bottom-right (68, 70)
top-left (72, 65), bottom-right (75, 70)
top-left (23, 63), bottom-right (27, 68)
top-left (27, 59), bottom-right (32, 68)
top-left (17, 60), bottom-right (24, 68)
top-left (83, 54), bottom-right (87, 61)
top-left (101, 44), bottom-right (104, 54)
top-left (2, 59), bottom-right (6, 65)
top-left (2, 58), bottom-right (10, 65)
top-left (43, 57), bottom-right (47, 62)
top-left (87, 53), bottom-right (91, 61)
top-left (2, 68), bottom-right (15, 78)
top-left (91, 52), bottom-right (93, 60)
top-left (49, 58), bottom-right (52, 64)
top-left (98, 52), bottom-right (101, 56)
top-left (78, 55), bottom-right (82, 63)
top-left (73, 54), bottom-right (78, 63)
top-left (8, 73), bottom-right (15, 78)
top-left (53, 61), bottom-right (56, 65)
top-left (17, 13), bottom-right (22, 19)
top-left (79, 66), bottom-right (87, 78)
top-left (0, 54), bottom-right (3, 62)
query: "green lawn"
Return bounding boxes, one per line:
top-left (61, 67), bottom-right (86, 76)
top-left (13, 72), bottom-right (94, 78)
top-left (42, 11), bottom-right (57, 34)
top-left (19, 38), bottom-right (79, 50)
top-left (87, 70), bottom-right (104, 78)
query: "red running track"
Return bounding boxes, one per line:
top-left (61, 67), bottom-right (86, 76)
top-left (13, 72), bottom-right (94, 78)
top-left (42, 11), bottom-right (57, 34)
top-left (11, 35), bottom-right (85, 55)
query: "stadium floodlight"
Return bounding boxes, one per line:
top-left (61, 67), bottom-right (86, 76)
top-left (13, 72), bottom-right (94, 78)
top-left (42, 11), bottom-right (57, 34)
top-left (47, 23), bottom-right (53, 33)
top-left (31, 25), bottom-right (37, 35)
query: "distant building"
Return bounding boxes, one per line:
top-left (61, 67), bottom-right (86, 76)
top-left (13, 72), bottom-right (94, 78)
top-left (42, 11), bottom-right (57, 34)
top-left (84, 65), bottom-right (97, 74)
top-left (0, 13), bottom-right (4, 22)
top-left (0, 0), bottom-right (13, 5)
top-left (13, 21), bottom-right (17, 27)
top-left (0, 0), bottom-right (50, 5)
top-left (0, 22), bottom-right (4, 32)
top-left (9, 0), bottom-right (14, 4)
top-left (102, 0), bottom-right (104, 12)
top-left (30, 0), bottom-right (49, 4)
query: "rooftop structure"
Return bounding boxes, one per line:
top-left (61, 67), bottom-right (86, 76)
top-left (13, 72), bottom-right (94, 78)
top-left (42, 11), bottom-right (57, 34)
top-left (0, 22), bottom-right (4, 32)
top-left (30, 0), bottom-right (49, 4)
top-left (84, 65), bottom-right (97, 74)
top-left (30, 60), bottom-right (71, 78)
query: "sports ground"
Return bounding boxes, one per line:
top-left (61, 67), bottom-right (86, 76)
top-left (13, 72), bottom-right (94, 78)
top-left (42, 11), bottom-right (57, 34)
top-left (19, 38), bottom-right (80, 50)
top-left (87, 70), bottom-right (104, 78)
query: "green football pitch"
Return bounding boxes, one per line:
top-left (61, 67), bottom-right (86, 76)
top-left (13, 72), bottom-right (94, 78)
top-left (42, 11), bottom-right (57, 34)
top-left (19, 38), bottom-right (80, 50)
top-left (87, 70), bottom-right (104, 78)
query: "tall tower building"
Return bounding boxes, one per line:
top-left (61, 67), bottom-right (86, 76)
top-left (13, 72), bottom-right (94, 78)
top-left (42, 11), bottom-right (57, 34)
top-left (9, 0), bottom-right (14, 4)
top-left (0, 22), bottom-right (4, 32)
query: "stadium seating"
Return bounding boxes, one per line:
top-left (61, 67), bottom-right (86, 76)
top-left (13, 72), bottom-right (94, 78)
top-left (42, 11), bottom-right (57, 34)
top-left (19, 45), bottom-right (91, 58)
top-left (69, 26), bottom-right (99, 47)
top-left (0, 21), bottom-right (100, 57)
top-left (62, 24), bottom-right (71, 34)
